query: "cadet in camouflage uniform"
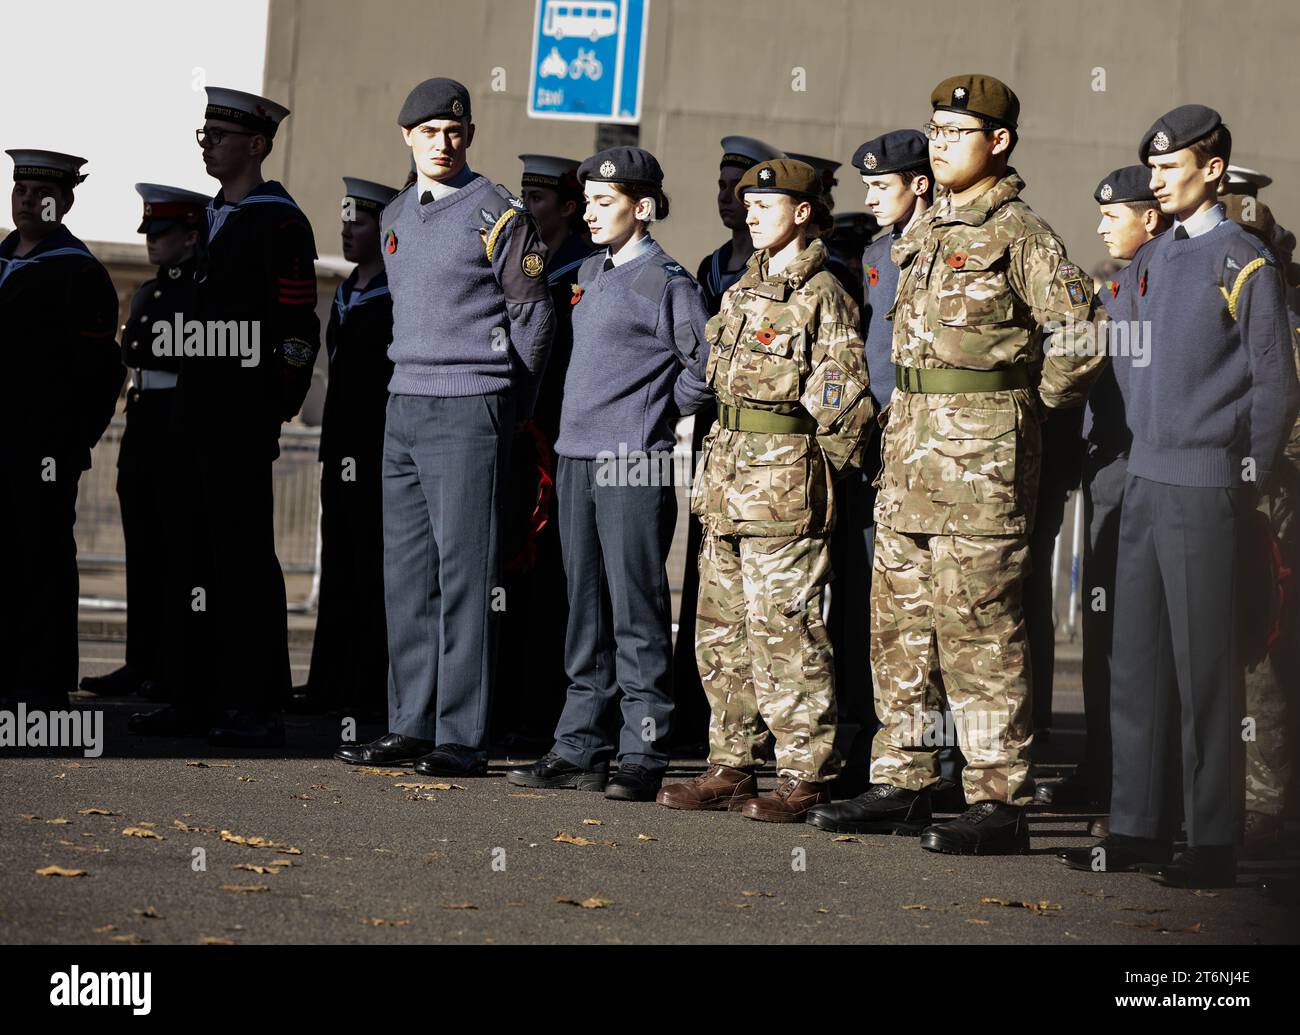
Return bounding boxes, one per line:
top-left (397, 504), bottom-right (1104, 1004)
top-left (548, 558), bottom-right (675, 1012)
top-left (807, 76), bottom-right (1106, 854)
top-left (657, 159), bottom-right (873, 823)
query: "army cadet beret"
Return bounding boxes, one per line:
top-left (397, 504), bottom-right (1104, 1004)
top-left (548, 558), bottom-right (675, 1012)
top-left (1093, 165), bottom-right (1156, 205)
top-left (719, 135), bottom-right (784, 171)
top-left (342, 176), bottom-right (399, 217)
top-left (1139, 104), bottom-right (1228, 163)
top-left (735, 159), bottom-right (821, 200)
top-left (519, 153), bottom-right (581, 191)
top-left (784, 152), bottom-right (840, 195)
top-left (204, 86), bottom-right (290, 138)
top-left (930, 73), bottom-right (1020, 129)
top-left (851, 130), bottom-right (930, 176)
top-left (1223, 164), bottom-right (1271, 197)
top-left (134, 182), bottom-right (211, 234)
top-left (578, 146), bottom-right (664, 188)
top-left (7, 149), bottom-right (88, 187)
top-left (398, 77), bottom-right (471, 128)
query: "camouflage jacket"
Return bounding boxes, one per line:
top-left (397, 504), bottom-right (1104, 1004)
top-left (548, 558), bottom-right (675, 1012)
top-left (875, 170), bottom-right (1106, 536)
top-left (692, 238), bottom-right (873, 537)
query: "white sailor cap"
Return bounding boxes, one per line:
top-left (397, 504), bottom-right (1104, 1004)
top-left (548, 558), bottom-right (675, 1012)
top-left (1223, 165), bottom-right (1272, 197)
top-left (7, 149), bottom-right (88, 187)
top-left (519, 154), bottom-right (582, 191)
top-left (342, 176), bottom-right (399, 215)
top-left (203, 86), bottom-right (291, 138)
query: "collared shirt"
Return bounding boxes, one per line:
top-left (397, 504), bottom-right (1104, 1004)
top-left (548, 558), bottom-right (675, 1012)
top-left (1172, 202), bottom-right (1227, 240)
top-left (604, 231), bottom-right (654, 269)
top-left (418, 164), bottom-right (476, 205)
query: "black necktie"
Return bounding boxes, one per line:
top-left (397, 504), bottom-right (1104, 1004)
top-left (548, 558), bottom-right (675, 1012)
top-left (420, 191), bottom-right (433, 206)
top-left (1174, 225), bottom-right (1189, 240)
top-left (602, 257), bottom-right (614, 272)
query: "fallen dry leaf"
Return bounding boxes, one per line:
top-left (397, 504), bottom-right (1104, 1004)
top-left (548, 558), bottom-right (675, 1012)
top-left (741, 890), bottom-right (775, 898)
top-left (185, 761), bottom-right (234, 768)
top-left (219, 830), bottom-right (301, 854)
top-left (200, 936), bottom-right (236, 945)
top-left (232, 863), bottom-right (283, 875)
top-left (361, 917), bottom-right (414, 927)
top-left (1192, 890), bottom-right (1219, 898)
top-left (122, 827), bottom-right (163, 840)
top-left (77, 808), bottom-right (116, 816)
top-left (552, 831), bottom-right (617, 847)
top-left (443, 903), bottom-right (478, 910)
top-left (352, 767), bottom-right (406, 777)
top-left (94, 924), bottom-right (116, 932)
top-left (109, 934), bottom-right (146, 944)
top-left (54, 773), bottom-right (65, 779)
top-left (220, 884), bottom-right (269, 894)
top-left (979, 897), bottom-right (1062, 914)
top-left (46, 818), bottom-right (70, 825)
top-left (555, 897), bottom-right (613, 909)
top-left (816, 907), bottom-right (830, 914)
top-left (508, 792), bottom-right (548, 799)
top-left (902, 904), bottom-right (930, 911)
top-left (394, 782), bottom-right (464, 791)
top-left (237, 776), bottom-right (256, 783)
top-left (19, 814), bottom-right (39, 821)
top-left (967, 918), bottom-right (991, 925)
top-left (65, 762), bottom-right (95, 769)
top-left (832, 834), bottom-right (865, 843)
top-left (136, 906), bottom-right (163, 920)
top-left (582, 819), bottom-right (604, 826)
top-left (290, 794), bottom-right (313, 801)
top-left (35, 865), bottom-right (87, 877)
top-left (636, 834), bottom-right (657, 842)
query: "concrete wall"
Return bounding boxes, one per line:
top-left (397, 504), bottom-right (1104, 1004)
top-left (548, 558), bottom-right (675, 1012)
top-left (261, 0), bottom-right (1299, 275)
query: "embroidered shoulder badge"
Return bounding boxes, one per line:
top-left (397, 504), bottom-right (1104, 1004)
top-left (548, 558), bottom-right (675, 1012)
top-left (521, 252), bottom-right (544, 278)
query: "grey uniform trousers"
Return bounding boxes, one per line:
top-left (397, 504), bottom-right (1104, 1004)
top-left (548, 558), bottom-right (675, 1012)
top-left (1109, 474), bottom-right (1248, 846)
top-left (382, 391), bottom-right (514, 747)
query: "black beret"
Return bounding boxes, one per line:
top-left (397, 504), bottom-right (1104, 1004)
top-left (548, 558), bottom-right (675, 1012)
top-left (398, 77), bottom-right (470, 128)
top-left (1094, 165), bottom-right (1156, 205)
top-left (735, 159), bottom-right (820, 200)
top-left (851, 130), bottom-right (930, 176)
top-left (577, 146), bottom-right (663, 188)
top-left (931, 73), bottom-right (1019, 129)
top-left (1139, 104), bottom-right (1227, 164)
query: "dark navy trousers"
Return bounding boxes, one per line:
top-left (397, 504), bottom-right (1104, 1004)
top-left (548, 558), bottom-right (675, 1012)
top-left (552, 455), bottom-right (677, 770)
top-left (383, 392), bottom-right (513, 747)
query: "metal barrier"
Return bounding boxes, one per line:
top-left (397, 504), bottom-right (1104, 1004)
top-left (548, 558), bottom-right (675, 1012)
top-left (76, 418), bottom-right (323, 611)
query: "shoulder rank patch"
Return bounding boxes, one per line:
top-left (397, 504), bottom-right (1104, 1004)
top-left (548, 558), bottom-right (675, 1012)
top-left (663, 262), bottom-right (685, 276)
top-left (521, 251), bottom-right (544, 278)
top-left (509, 196), bottom-right (525, 210)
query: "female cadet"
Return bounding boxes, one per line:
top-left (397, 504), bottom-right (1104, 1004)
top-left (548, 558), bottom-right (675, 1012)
top-left (507, 146), bottom-right (712, 802)
top-left (657, 159), bottom-right (873, 823)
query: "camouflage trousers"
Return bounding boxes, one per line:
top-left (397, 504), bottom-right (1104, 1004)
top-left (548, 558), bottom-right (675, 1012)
top-left (870, 524), bottom-right (1034, 805)
top-left (695, 532), bottom-right (840, 782)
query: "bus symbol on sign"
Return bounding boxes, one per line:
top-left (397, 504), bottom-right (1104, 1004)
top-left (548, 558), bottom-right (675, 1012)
top-left (544, 1), bottom-right (618, 41)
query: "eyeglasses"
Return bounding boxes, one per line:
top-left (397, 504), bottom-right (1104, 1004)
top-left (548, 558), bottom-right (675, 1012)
top-left (923, 122), bottom-right (990, 143)
top-left (195, 127), bottom-right (256, 146)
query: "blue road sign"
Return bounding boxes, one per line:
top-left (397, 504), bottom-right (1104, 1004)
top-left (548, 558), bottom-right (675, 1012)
top-left (527, 0), bottom-right (649, 124)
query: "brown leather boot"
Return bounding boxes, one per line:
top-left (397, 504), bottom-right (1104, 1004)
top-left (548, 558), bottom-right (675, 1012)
top-left (656, 764), bottom-right (758, 811)
top-left (742, 778), bottom-right (830, 823)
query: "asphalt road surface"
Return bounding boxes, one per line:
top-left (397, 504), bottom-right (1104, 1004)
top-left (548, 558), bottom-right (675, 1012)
top-left (1, 641), bottom-right (1296, 945)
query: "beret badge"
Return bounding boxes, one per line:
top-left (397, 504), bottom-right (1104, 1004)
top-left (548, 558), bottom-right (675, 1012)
top-left (863, 152), bottom-right (877, 170)
top-left (1099, 183), bottom-right (1113, 201)
top-left (952, 85), bottom-right (967, 104)
top-left (451, 98), bottom-right (464, 117)
top-left (599, 159), bottom-right (616, 177)
top-left (758, 166), bottom-right (773, 182)
top-left (1153, 131), bottom-right (1170, 152)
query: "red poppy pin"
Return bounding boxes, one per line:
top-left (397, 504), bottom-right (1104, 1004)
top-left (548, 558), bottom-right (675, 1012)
top-left (384, 228), bottom-right (397, 254)
top-left (570, 283), bottom-right (583, 306)
top-left (867, 265), bottom-right (880, 287)
top-left (755, 325), bottom-right (776, 346)
top-left (1139, 271), bottom-right (1148, 296)
top-left (946, 252), bottom-right (967, 269)
top-left (1109, 280), bottom-right (1119, 299)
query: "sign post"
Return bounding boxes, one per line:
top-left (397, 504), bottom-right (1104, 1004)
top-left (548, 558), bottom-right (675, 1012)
top-left (527, 0), bottom-right (649, 124)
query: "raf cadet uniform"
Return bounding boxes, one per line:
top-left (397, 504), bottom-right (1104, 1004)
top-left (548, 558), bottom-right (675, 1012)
top-left (335, 79), bottom-right (555, 776)
top-left (301, 178), bottom-right (398, 716)
top-left (660, 159), bottom-right (874, 822)
top-left (84, 185), bottom-right (208, 702)
top-left (673, 135), bottom-right (786, 753)
top-left (508, 147), bottom-right (712, 800)
top-left (492, 154), bottom-right (594, 748)
top-left (1037, 166), bottom-right (1154, 815)
top-left (131, 88), bottom-right (321, 746)
top-left (1071, 107), bottom-right (1298, 888)
top-left (843, 77), bottom-right (1106, 855)
top-left (0, 150), bottom-right (122, 708)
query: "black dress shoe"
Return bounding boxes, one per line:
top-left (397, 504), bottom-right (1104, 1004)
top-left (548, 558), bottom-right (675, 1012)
top-left (79, 665), bottom-right (142, 697)
top-left (128, 704), bottom-right (209, 737)
top-left (605, 763), bottom-right (663, 802)
top-left (806, 784), bottom-right (933, 835)
top-left (1034, 772), bottom-right (1103, 808)
top-left (507, 751), bottom-right (608, 790)
top-left (920, 801), bottom-right (1030, 856)
top-left (334, 733), bottom-right (436, 766)
top-left (413, 743), bottom-right (488, 777)
top-left (1058, 833), bottom-right (1173, 872)
top-left (207, 711), bottom-right (285, 749)
top-left (1147, 846), bottom-right (1236, 889)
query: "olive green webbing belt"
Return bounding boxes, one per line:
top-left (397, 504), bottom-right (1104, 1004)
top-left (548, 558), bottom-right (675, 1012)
top-left (716, 402), bottom-right (817, 434)
top-left (894, 365), bottom-right (1030, 393)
